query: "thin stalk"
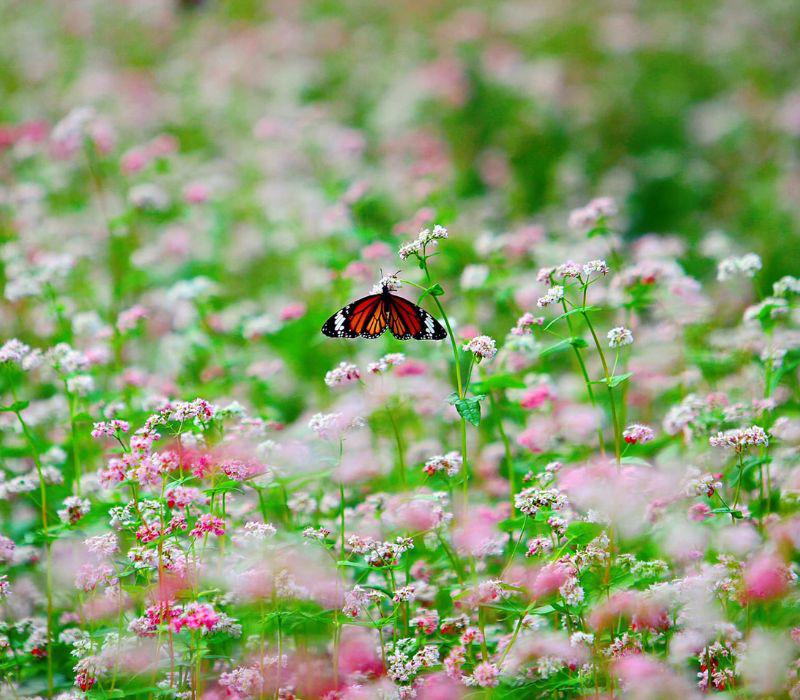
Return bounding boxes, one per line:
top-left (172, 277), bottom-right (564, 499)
top-left (732, 453), bottom-right (745, 511)
top-left (561, 297), bottom-right (606, 456)
top-left (490, 392), bottom-right (515, 511)
top-left (582, 312), bottom-right (622, 464)
top-left (11, 394), bottom-right (53, 696)
top-left (386, 404), bottom-right (407, 487)
top-left (65, 382), bottom-right (81, 496)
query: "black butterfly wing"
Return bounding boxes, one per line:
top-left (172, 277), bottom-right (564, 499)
top-left (321, 294), bottom-right (388, 338)
top-left (386, 294), bottom-right (447, 340)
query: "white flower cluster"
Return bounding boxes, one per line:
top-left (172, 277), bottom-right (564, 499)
top-left (537, 285), bottom-right (564, 307)
top-left (370, 274), bottom-right (402, 294)
top-left (423, 451), bottom-right (462, 477)
top-left (367, 353), bottom-right (405, 373)
top-left (397, 224), bottom-right (448, 260)
top-left (514, 487), bottom-right (568, 516)
top-left (607, 326), bottom-right (633, 348)
top-left (463, 335), bottom-right (497, 360)
top-left (324, 361), bottom-right (360, 387)
top-left (709, 425), bottom-right (769, 452)
top-left (717, 253), bottom-right (761, 281)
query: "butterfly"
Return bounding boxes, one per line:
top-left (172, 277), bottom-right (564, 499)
top-left (322, 282), bottom-right (447, 340)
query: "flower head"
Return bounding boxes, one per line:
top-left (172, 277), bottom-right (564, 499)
top-left (607, 326), bottom-right (633, 348)
top-left (463, 335), bottom-right (497, 361)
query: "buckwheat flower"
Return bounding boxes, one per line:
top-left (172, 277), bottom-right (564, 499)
top-left (514, 487), bottom-right (568, 516)
top-left (84, 533), bottom-right (118, 558)
top-left (537, 285), bottom-right (564, 307)
top-left (171, 602), bottom-right (221, 634)
top-left (684, 470), bottom-right (722, 497)
top-left (583, 259), bottom-right (610, 277)
top-left (240, 521), bottom-right (277, 540)
top-left (0, 338), bottom-right (30, 364)
top-left (371, 274), bottom-right (402, 294)
top-left (709, 425), bottom-right (769, 452)
top-left (165, 486), bottom-right (206, 509)
top-left (308, 412), bottom-right (365, 440)
top-left (555, 260), bottom-right (582, 278)
top-left (0, 536), bottom-right (15, 564)
top-left (367, 353), bottom-right (406, 373)
top-left (511, 312), bottom-right (544, 336)
top-left (742, 554), bottom-right (793, 602)
top-left (91, 420), bottom-right (129, 439)
top-left (397, 224), bottom-right (448, 259)
top-left (219, 667), bottom-right (263, 696)
top-left (393, 585), bottom-right (417, 603)
top-left (607, 326), bottom-right (633, 348)
top-left (411, 609), bottom-right (439, 634)
top-left (536, 266), bottom-right (556, 283)
top-left (302, 526), bottom-right (331, 541)
top-left (190, 514), bottom-right (225, 539)
top-left (169, 398), bottom-right (216, 423)
top-left (116, 305), bottom-right (148, 332)
top-left (46, 343), bottom-right (88, 374)
top-left (324, 361), bottom-right (361, 387)
top-left (0, 576), bottom-right (9, 601)
top-left (525, 537), bottom-right (553, 557)
top-left (464, 335), bottom-right (497, 361)
top-left (717, 253), bottom-right (762, 281)
top-left (423, 451), bottom-right (462, 477)
top-left (57, 496), bottom-right (90, 525)
top-left (75, 563), bottom-right (117, 592)
top-left (342, 585), bottom-right (381, 618)
top-left (66, 375), bottom-right (94, 397)
top-left (744, 296), bottom-right (789, 323)
top-left (398, 240), bottom-right (422, 260)
top-left (568, 197), bottom-right (617, 232)
top-left (773, 275), bottom-right (800, 297)
top-left (623, 424), bottom-right (655, 444)
top-left (467, 662), bottom-right (500, 688)
top-left (221, 459), bottom-right (257, 482)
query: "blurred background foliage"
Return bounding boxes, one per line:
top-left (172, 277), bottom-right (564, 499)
top-left (1, 0), bottom-right (799, 376)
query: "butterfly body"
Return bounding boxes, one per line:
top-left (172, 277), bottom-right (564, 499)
top-left (322, 286), bottom-right (447, 340)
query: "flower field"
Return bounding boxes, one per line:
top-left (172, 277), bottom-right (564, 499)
top-left (1, 1), bottom-right (800, 698)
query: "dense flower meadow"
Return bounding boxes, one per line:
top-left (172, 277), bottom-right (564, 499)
top-left (2, 1), bottom-right (800, 698)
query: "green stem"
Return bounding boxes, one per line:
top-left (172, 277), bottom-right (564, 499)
top-left (561, 297), bottom-right (606, 456)
top-left (415, 263), bottom-right (470, 500)
top-left (386, 404), bottom-right (407, 488)
top-left (490, 392), bottom-right (515, 511)
top-left (732, 453), bottom-right (745, 511)
top-left (65, 383), bottom-right (81, 496)
top-left (11, 392), bottom-right (53, 697)
top-left (582, 311), bottom-right (621, 464)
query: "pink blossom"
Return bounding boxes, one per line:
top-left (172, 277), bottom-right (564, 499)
top-left (279, 302), bottom-right (307, 321)
top-left (190, 514), bottom-right (226, 539)
top-left (519, 384), bottom-right (555, 409)
top-left (742, 554), bottom-right (791, 602)
top-left (183, 182), bottom-right (210, 203)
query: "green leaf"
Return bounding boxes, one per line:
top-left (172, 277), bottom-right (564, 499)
top-left (417, 283), bottom-right (444, 304)
top-left (710, 507), bottom-right (743, 519)
top-left (470, 374), bottom-right (526, 392)
top-left (448, 394), bottom-right (486, 426)
top-left (607, 371), bottom-right (634, 388)
top-left (565, 521), bottom-right (604, 546)
top-left (544, 306), bottom-right (601, 331)
top-left (620, 456), bottom-right (651, 467)
top-left (539, 337), bottom-right (587, 358)
top-left (0, 400), bottom-right (29, 413)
